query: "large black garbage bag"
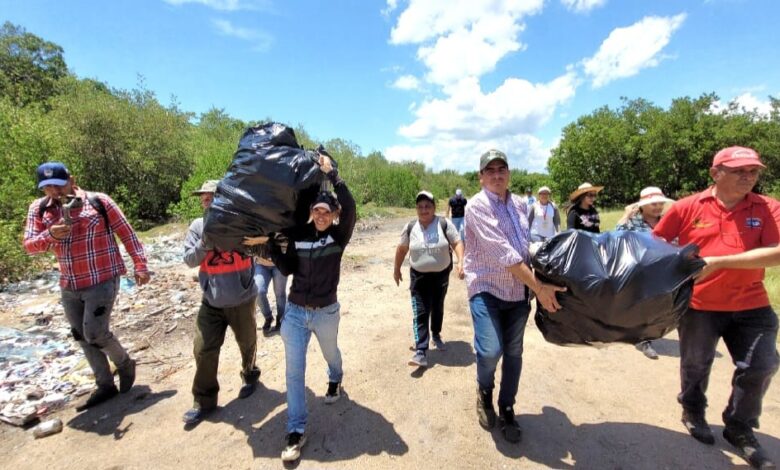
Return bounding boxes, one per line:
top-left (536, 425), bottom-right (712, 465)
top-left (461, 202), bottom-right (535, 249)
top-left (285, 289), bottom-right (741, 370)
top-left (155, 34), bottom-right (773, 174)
top-left (532, 230), bottom-right (705, 346)
top-left (203, 123), bottom-right (330, 252)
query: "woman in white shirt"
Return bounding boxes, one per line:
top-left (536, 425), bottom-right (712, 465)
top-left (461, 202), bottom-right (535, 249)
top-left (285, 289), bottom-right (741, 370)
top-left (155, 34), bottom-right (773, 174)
top-left (527, 186), bottom-right (561, 242)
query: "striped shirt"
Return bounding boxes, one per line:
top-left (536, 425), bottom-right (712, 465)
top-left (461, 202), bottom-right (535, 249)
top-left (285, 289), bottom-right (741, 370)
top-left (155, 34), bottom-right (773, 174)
top-left (23, 188), bottom-right (148, 290)
top-left (464, 189), bottom-right (531, 301)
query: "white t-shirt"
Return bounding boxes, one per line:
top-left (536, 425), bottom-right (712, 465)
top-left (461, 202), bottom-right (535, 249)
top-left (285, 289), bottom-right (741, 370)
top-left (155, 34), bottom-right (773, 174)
top-left (529, 201), bottom-right (558, 238)
top-left (399, 216), bottom-right (461, 273)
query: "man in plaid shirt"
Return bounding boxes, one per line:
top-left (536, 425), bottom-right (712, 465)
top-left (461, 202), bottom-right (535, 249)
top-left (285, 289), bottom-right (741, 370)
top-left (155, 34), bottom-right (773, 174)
top-left (23, 162), bottom-right (150, 411)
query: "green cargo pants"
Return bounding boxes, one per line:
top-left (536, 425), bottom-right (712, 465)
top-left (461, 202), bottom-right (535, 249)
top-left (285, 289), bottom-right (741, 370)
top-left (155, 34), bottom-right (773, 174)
top-left (191, 298), bottom-right (260, 410)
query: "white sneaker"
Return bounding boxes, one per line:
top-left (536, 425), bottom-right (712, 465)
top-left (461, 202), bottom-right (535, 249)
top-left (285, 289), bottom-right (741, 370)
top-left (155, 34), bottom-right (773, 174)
top-left (408, 350), bottom-right (428, 367)
top-left (281, 432), bottom-right (307, 462)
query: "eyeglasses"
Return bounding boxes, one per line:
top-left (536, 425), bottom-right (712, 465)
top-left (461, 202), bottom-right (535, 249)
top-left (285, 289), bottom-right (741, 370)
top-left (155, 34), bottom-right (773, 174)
top-left (584, 193), bottom-right (597, 199)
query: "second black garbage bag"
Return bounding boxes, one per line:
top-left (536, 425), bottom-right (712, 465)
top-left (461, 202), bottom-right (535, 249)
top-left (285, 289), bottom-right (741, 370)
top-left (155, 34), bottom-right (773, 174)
top-left (203, 122), bottom-right (330, 252)
top-left (532, 230), bottom-right (705, 346)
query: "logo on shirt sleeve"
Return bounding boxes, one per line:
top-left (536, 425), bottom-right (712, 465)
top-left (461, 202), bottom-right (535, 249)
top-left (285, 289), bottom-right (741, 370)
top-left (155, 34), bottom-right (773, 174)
top-left (746, 217), bottom-right (762, 228)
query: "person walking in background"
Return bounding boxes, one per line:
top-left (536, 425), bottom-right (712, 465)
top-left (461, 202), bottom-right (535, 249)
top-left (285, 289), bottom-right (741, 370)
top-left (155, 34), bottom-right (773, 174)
top-left (523, 188), bottom-right (536, 208)
top-left (182, 180), bottom-right (261, 426)
top-left (447, 188), bottom-right (467, 240)
top-left (615, 186), bottom-right (675, 360)
top-left (465, 149), bottom-right (565, 443)
top-left (23, 162), bottom-right (149, 411)
top-left (654, 146), bottom-right (780, 468)
top-left (394, 191), bottom-right (465, 368)
top-left (567, 183), bottom-right (603, 233)
top-left (253, 244), bottom-right (287, 336)
top-left (527, 186), bottom-right (560, 243)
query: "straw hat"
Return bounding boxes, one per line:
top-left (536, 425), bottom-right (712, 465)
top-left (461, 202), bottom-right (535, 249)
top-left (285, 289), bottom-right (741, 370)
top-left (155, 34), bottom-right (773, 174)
top-left (635, 186), bottom-right (674, 207)
top-left (568, 183), bottom-right (604, 202)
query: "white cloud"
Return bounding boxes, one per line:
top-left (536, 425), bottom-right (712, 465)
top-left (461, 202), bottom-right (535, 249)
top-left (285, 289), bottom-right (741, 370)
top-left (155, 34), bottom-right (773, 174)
top-left (382, 0), bottom-right (400, 17)
top-left (711, 93), bottom-right (774, 117)
top-left (386, 72), bottom-right (577, 172)
top-left (561, 0), bottom-right (607, 13)
top-left (212, 19), bottom-right (273, 51)
top-left (392, 75), bottom-right (422, 91)
top-left (163, 0), bottom-right (270, 11)
top-left (582, 14), bottom-right (686, 88)
top-left (390, 0), bottom-right (543, 86)
top-left (385, 133), bottom-right (552, 173)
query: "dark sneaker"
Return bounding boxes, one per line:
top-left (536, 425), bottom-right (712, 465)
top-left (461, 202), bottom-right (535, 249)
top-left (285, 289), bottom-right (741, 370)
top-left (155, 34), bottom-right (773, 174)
top-left (325, 381), bottom-right (342, 404)
top-left (182, 406), bottom-right (214, 425)
top-left (269, 322), bottom-right (281, 335)
top-left (681, 410), bottom-right (715, 445)
top-left (76, 385), bottom-right (119, 412)
top-left (500, 406), bottom-right (522, 443)
top-left (723, 426), bottom-right (776, 469)
top-left (261, 317), bottom-right (273, 335)
top-left (432, 335), bottom-right (447, 351)
top-left (281, 432), bottom-right (307, 462)
top-left (408, 350), bottom-right (428, 367)
top-left (636, 341), bottom-right (659, 360)
top-left (477, 388), bottom-right (496, 430)
top-left (118, 359), bottom-right (136, 393)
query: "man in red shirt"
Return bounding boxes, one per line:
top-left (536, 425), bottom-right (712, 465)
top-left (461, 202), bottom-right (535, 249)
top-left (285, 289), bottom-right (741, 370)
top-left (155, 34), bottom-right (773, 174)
top-left (654, 147), bottom-right (779, 468)
top-left (24, 162), bottom-right (151, 411)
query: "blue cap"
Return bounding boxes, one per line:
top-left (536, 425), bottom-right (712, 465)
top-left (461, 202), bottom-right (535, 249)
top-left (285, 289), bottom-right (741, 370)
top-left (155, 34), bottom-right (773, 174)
top-left (36, 162), bottom-right (70, 189)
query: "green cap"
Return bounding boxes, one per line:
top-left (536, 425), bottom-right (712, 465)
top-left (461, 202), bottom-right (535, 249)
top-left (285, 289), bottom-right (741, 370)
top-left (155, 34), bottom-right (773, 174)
top-left (479, 149), bottom-right (508, 171)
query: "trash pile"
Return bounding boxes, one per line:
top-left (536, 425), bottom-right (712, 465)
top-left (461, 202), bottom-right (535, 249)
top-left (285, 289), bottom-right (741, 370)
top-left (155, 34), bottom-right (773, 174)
top-left (0, 233), bottom-right (200, 427)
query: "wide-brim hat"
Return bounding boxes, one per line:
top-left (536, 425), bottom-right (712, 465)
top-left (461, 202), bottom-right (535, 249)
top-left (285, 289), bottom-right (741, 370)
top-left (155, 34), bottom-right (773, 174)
top-left (192, 180), bottom-right (219, 195)
top-left (537, 186), bottom-right (551, 194)
top-left (569, 183), bottom-right (604, 202)
top-left (636, 186), bottom-right (674, 207)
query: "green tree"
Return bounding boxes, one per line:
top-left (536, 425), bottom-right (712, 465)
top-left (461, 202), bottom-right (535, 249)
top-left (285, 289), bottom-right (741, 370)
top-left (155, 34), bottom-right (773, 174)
top-left (49, 79), bottom-right (193, 222)
top-left (0, 22), bottom-right (68, 107)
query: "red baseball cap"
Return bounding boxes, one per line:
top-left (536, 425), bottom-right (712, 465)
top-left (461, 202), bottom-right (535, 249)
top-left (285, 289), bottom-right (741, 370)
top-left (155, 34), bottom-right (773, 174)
top-left (712, 146), bottom-right (765, 169)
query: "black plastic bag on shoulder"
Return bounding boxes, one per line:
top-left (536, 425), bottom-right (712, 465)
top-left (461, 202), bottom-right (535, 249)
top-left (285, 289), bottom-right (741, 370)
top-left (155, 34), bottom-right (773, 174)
top-left (532, 230), bottom-right (705, 346)
top-left (203, 122), bottom-right (333, 252)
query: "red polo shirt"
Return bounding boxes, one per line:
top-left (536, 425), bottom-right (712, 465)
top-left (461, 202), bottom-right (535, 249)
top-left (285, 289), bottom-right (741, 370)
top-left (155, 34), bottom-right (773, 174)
top-left (653, 187), bottom-right (780, 312)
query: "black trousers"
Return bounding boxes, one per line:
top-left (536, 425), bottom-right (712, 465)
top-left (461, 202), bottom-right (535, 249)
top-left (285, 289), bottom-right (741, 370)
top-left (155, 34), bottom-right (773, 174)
top-left (678, 306), bottom-right (779, 429)
top-left (409, 265), bottom-right (451, 351)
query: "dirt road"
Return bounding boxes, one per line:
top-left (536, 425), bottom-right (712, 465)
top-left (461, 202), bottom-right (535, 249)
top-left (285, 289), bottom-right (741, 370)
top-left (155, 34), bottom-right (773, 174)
top-left (2, 217), bottom-right (779, 469)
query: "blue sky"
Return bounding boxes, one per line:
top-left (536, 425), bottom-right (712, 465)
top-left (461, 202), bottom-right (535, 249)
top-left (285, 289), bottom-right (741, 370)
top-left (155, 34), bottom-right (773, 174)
top-left (3, 0), bottom-right (779, 173)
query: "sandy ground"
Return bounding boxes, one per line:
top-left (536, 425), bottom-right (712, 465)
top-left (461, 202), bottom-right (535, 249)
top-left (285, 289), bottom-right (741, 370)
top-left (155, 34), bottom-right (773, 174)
top-left (1, 216), bottom-right (779, 469)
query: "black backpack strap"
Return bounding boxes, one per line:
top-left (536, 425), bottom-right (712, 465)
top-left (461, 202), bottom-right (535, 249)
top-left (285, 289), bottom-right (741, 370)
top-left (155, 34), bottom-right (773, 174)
top-left (87, 193), bottom-right (112, 233)
top-left (405, 219), bottom-right (416, 239)
top-left (439, 217), bottom-right (452, 246)
top-left (38, 197), bottom-right (51, 219)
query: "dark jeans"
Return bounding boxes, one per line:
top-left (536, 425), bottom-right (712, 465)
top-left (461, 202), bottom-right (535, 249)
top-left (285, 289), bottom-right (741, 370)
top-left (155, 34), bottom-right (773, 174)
top-left (192, 298), bottom-right (260, 410)
top-left (678, 306), bottom-right (779, 429)
top-left (469, 292), bottom-right (530, 409)
top-left (409, 266), bottom-right (450, 351)
top-left (61, 276), bottom-right (130, 388)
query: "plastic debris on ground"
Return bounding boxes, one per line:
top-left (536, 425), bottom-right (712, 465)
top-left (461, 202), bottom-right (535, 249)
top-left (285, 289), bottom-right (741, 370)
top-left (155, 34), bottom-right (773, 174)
top-left (0, 233), bottom-right (201, 426)
top-left (532, 230), bottom-right (704, 346)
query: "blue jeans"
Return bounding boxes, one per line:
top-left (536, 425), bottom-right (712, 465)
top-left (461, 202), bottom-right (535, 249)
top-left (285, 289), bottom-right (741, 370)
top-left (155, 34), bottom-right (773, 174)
top-left (470, 292), bottom-right (530, 409)
top-left (281, 301), bottom-right (343, 434)
top-left (678, 306), bottom-right (779, 429)
top-left (253, 264), bottom-right (287, 322)
top-left (452, 217), bottom-right (465, 240)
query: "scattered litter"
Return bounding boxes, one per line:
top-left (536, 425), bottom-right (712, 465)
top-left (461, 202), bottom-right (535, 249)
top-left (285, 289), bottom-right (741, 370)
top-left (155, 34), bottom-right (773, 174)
top-left (32, 418), bottom-right (63, 438)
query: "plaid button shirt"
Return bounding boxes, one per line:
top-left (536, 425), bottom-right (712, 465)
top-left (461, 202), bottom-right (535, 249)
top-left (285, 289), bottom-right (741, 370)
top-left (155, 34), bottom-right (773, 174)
top-left (23, 187), bottom-right (148, 290)
top-left (464, 189), bottom-right (530, 302)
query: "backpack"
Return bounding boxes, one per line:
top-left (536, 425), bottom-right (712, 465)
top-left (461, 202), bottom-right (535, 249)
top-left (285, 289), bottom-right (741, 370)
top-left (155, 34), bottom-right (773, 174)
top-left (405, 217), bottom-right (453, 265)
top-left (38, 193), bottom-right (111, 233)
